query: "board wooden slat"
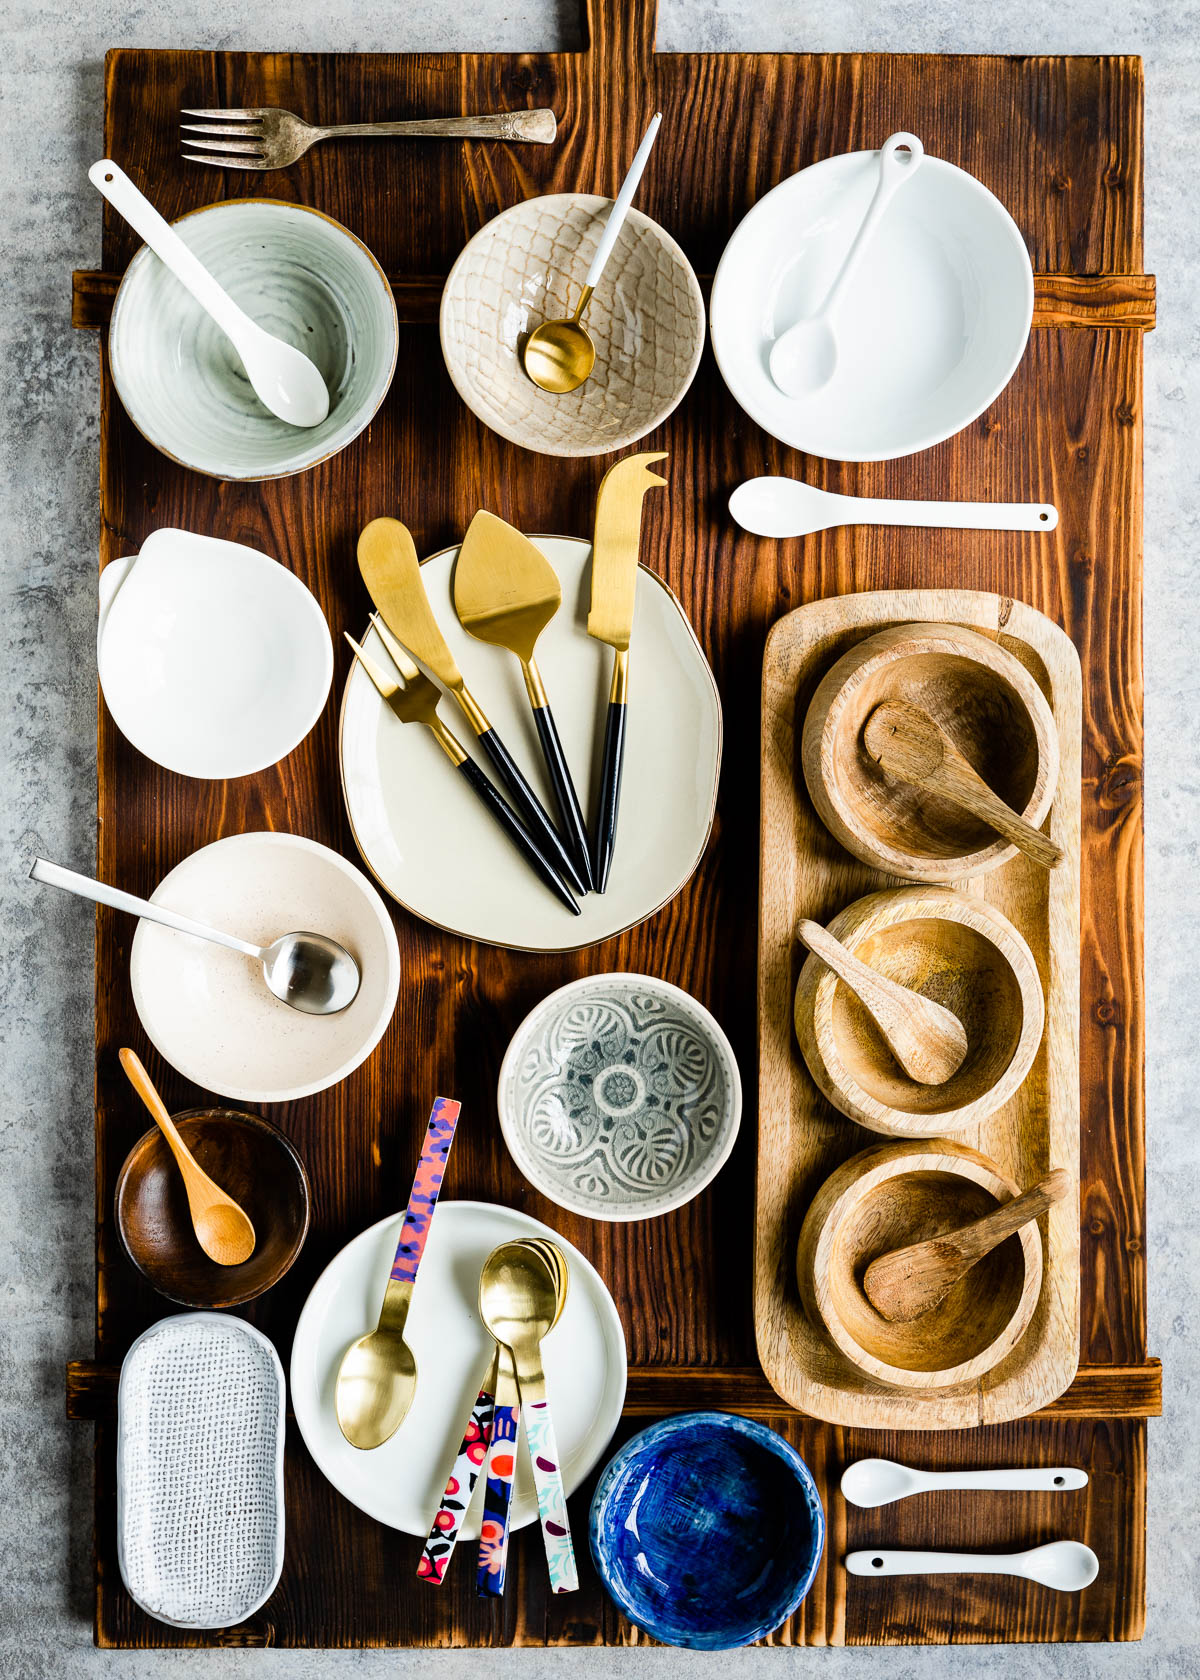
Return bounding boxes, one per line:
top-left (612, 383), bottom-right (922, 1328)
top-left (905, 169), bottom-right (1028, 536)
top-left (74, 0), bottom-right (1150, 1647)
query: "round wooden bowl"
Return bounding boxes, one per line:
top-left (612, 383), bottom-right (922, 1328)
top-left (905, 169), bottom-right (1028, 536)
top-left (115, 1108), bottom-right (311, 1308)
top-left (794, 887), bottom-right (1044, 1137)
top-left (801, 622), bottom-right (1059, 880)
top-left (796, 1138), bottom-right (1043, 1390)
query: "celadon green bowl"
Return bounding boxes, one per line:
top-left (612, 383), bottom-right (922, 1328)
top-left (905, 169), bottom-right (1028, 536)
top-left (108, 198), bottom-right (398, 481)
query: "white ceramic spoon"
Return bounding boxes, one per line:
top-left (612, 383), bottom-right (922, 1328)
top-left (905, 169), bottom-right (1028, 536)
top-left (846, 1541), bottom-right (1099, 1592)
top-left (90, 159), bottom-right (330, 428)
top-left (729, 476), bottom-right (1059, 538)
top-left (769, 132), bottom-right (924, 397)
top-left (841, 1459), bottom-right (1088, 1509)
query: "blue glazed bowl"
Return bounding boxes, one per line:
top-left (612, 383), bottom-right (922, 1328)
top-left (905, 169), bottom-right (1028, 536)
top-left (589, 1412), bottom-right (825, 1649)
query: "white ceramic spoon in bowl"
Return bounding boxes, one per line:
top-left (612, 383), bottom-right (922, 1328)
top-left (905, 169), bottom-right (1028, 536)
top-left (846, 1541), bottom-right (1099, 1592)
top-left (729, 476), bottom-right (1058, 538)
top-left (769, 131), bottom-right (924, 398)
top-left (841, 1459), bottom-right (1088, 1508)
top-left (89, 158), bottom-right (330, 428)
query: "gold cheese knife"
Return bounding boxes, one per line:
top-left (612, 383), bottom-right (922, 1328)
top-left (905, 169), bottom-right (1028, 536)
top-left (586, 452), bottom-right (668, 891)
top-left (357, 518), bottom-right (587, 897)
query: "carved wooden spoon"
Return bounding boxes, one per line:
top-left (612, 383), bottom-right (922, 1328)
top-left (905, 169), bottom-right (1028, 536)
top-left (863, 698), bottom-right (1062, 870)
top-left (796, 918), bottom-right (968, 1085)
top-left (863, 1168), bottom-right (1071, 1322)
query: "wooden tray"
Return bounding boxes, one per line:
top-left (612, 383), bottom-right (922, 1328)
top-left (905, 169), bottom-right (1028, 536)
top-left (68, 0), bottom-right (1157, 1648)
top-left (757, 589), bottom-right (1081, 1428)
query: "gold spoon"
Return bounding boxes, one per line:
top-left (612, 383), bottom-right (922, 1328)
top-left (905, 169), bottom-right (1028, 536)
top-left (521, 114), bottom-right (662, 394)
top-left (119, 1047), bottom-right (256, 1267)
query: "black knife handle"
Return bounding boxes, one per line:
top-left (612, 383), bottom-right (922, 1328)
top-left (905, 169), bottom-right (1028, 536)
top-left (475, 728), bottom-right (586, 897)
top-left (457, 758), bottom-right (581, 915)
top-left (591, 700), bottom-right (626, 894)
top-left (532, 703), bottom-right (594, 893)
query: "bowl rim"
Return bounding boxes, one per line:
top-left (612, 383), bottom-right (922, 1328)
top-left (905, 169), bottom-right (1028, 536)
top-left (796, 887), bottom-right (1046, 1137)
top-left (496, 970), bottom-right (743, 1221)
top-left (588, 1410), bottom-right (826, 1648)
top-left (438, 192), bottom-right (706, 458)
top-left (114, 1106), bottom-right (312, 1308)
top-left (108, 197), bottom-right (399, 483)
top-left (796, 1140), bottom-right (1044, 1390)
top-left (128, 831), bottom-right (401, 1103)
top-left (709, 148), bottom-right (1034, 462)
top-left (802, 621), bottom-right (1060, 881)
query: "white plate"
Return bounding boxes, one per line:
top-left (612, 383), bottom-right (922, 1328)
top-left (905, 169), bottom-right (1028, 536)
top-left (339, 535), bottom-right (722, 950)
top-left (710, 147), bottom-right (1034, 461)
top-left (290, 1200), bottom-right (627, 1538)
top-left (129, 832), bottom-right (400, 1103)
top-left (98, 528), bottom-right (333, 779)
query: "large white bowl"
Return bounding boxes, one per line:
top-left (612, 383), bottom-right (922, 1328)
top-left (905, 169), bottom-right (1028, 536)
top-left (97, 528), bottom-right (333, 780)
top-left (130, 833), bottom-right (400, 1103)
top-left (710, 145), bottom-right (1034, 461)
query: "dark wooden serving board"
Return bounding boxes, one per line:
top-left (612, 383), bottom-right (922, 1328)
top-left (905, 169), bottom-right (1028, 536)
top-left (69, 0), bottom-right (1157, 1647)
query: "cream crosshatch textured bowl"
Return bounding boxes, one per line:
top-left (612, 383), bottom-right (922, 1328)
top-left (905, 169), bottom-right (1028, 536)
top-left (439, 194), bottom-right (705, 457)
top-left (497, 973), bottom-right (742, 1219)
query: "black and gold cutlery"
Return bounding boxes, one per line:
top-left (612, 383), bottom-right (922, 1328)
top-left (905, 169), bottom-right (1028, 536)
top-left (345, 621), bottom-right (580, 916)
top-left (358, 518), bottom-right (587, 897)
top-left (454, 511), bottom-right (593, 891)
top-left (586, 452), bottom-right (668, 891)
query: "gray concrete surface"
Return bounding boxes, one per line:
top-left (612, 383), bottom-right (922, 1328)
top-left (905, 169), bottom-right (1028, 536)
top-left (1, 1), bottom-right (1195, 1674)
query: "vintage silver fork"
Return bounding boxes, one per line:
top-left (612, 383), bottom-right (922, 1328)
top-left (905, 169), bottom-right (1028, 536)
top-left (181, 105), bottom-right (557, 171)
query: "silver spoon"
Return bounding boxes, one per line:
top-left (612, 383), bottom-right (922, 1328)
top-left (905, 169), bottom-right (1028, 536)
top-left (729, 476), bottom-right (1058, 539)
top-left (30, 857), bottom-right (359, 1016)
top-left (841, 1459), bottom-right (1088, 1509)
top-left (845, 1541), bottom-right (1098, 1592)
top-left (769, 132), bottom-right (924, 398)
top-left (90, 159), bottom-right (330, 428)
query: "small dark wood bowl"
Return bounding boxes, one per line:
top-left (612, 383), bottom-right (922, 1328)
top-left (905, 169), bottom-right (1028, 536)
top-left (115, 1108), bottom-right (311, 1308)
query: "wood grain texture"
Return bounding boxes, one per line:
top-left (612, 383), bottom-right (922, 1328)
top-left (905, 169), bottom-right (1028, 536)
top-left (77, 0), bottom-right (1148, 1648)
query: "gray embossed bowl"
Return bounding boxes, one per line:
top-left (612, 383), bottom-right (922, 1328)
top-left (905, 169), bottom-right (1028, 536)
top-left (497, 973), bottom-right (742, 1221)
top-left (108, 199), bottom-right (398, 481)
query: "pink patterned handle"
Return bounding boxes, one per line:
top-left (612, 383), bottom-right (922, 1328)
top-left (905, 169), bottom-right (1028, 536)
top-left (390, 1097), bottom-right (461, 1285)
top-left (418, 1360), bottom-right (496, 1586)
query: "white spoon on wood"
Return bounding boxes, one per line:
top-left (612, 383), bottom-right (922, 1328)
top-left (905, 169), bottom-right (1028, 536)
top-left (729, 476), bottom-right (1059, 539)
top-left (841, 1459), bottom-right (1088, 1508)
top-left (90, 158), bottom-right (330, 428)
top-left (769, 132), bottom-right (924, 397)
top-left (845, 1541), bottom-right (1099, 1592)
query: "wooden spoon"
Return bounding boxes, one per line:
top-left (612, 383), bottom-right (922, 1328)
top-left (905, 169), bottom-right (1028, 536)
top-left (796, 919), bottom-right (968, 1085)
top-left (119, 1048), bottom-right (256, 1267)
top-left (863, 1168), bottom-right (1071, 1323)
top-left (863, 698), bottom-right (1062, 870)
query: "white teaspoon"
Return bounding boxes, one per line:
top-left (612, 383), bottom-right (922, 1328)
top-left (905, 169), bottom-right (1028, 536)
top-left (769, 132), bottom-right (924, 397)
top-left (729, 476), bottom-right (1058, 538)
top-left (845, 1541), bottom-right (1099, 1592)
top-left (90, 158), bottom-right (330, 428)
top-left (841, 1459), bottom-right (1088, 1508)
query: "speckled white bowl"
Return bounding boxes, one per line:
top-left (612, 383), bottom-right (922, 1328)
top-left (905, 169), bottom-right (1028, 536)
top-left (129, 832), bottom-right (400, 1103)
top-left (109, 199), bottom-right (398, 481)
top-left (440, 194), bottom-right (705, 457)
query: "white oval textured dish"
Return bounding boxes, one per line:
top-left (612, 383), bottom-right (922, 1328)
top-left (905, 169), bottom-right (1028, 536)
top-left (108, 198), bottom-right (398, 481)
top-left (710, 147), bottom-right (1034, 461)
top-left (117, 1312), bottom-right (285, 1629)
top-left (339, 535), bottom-right (722, 951)
top-left (97, 528), bottom-right (333, 780)
top-left (129, 832), bottom-right (400, 1103)
top-left (290, 1199), bottom-right (627, 1538)
top-left (498, 973), bottom-right (742, 1221)
top-left (440, 194), bottom-right (705, 457)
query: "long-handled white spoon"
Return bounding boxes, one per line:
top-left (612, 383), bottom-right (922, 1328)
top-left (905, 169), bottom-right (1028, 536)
top-left (30, 857), bottom-right (359, 1015)
top-left (729, 476), bottom-right (1058, 538)
top-left (841, 1459), bottom-right (1088, 1509)
top-left (769, 132), bottom-right (924, 397)
top-left (846, 1541), bottom-right (1099, 1592)
top-left (89, 159), bottom-right (330, 428)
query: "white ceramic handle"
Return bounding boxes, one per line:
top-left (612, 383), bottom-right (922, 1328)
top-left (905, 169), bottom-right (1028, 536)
top-left (816, 131), bottom-right (924, 320)
top-left (30, 858), bottom-right (264, 960)
top-left (909, 1467), bottom-right (1088, 1495)
top-left (89, 159), bottom-right (251, 343)
top-left (583, 113), bottom-right (663, 291)
top-left (848, 495), bottom-right (1058, 532)
top-left (847, 1549), bottom-right (1023, 1578)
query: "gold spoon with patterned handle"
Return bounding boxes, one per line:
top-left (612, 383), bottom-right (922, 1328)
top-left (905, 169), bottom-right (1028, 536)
top-left (119, 1048), bottom-right (255, 1267)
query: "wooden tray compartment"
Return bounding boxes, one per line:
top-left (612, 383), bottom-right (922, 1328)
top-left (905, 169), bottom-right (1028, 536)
top-left (757, 590), bottom-right (1081, 1428)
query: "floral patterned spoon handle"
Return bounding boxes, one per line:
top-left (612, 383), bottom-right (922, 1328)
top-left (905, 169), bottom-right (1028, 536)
top-left (389, 1096), bottom-right (462, 1286)
top-left (476, 1344), bottom-right (521, 1596)
top-left (523, 1394), bottom-right (579, 1593)
top-left (418, 1351), bottom-right (497, 1584)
